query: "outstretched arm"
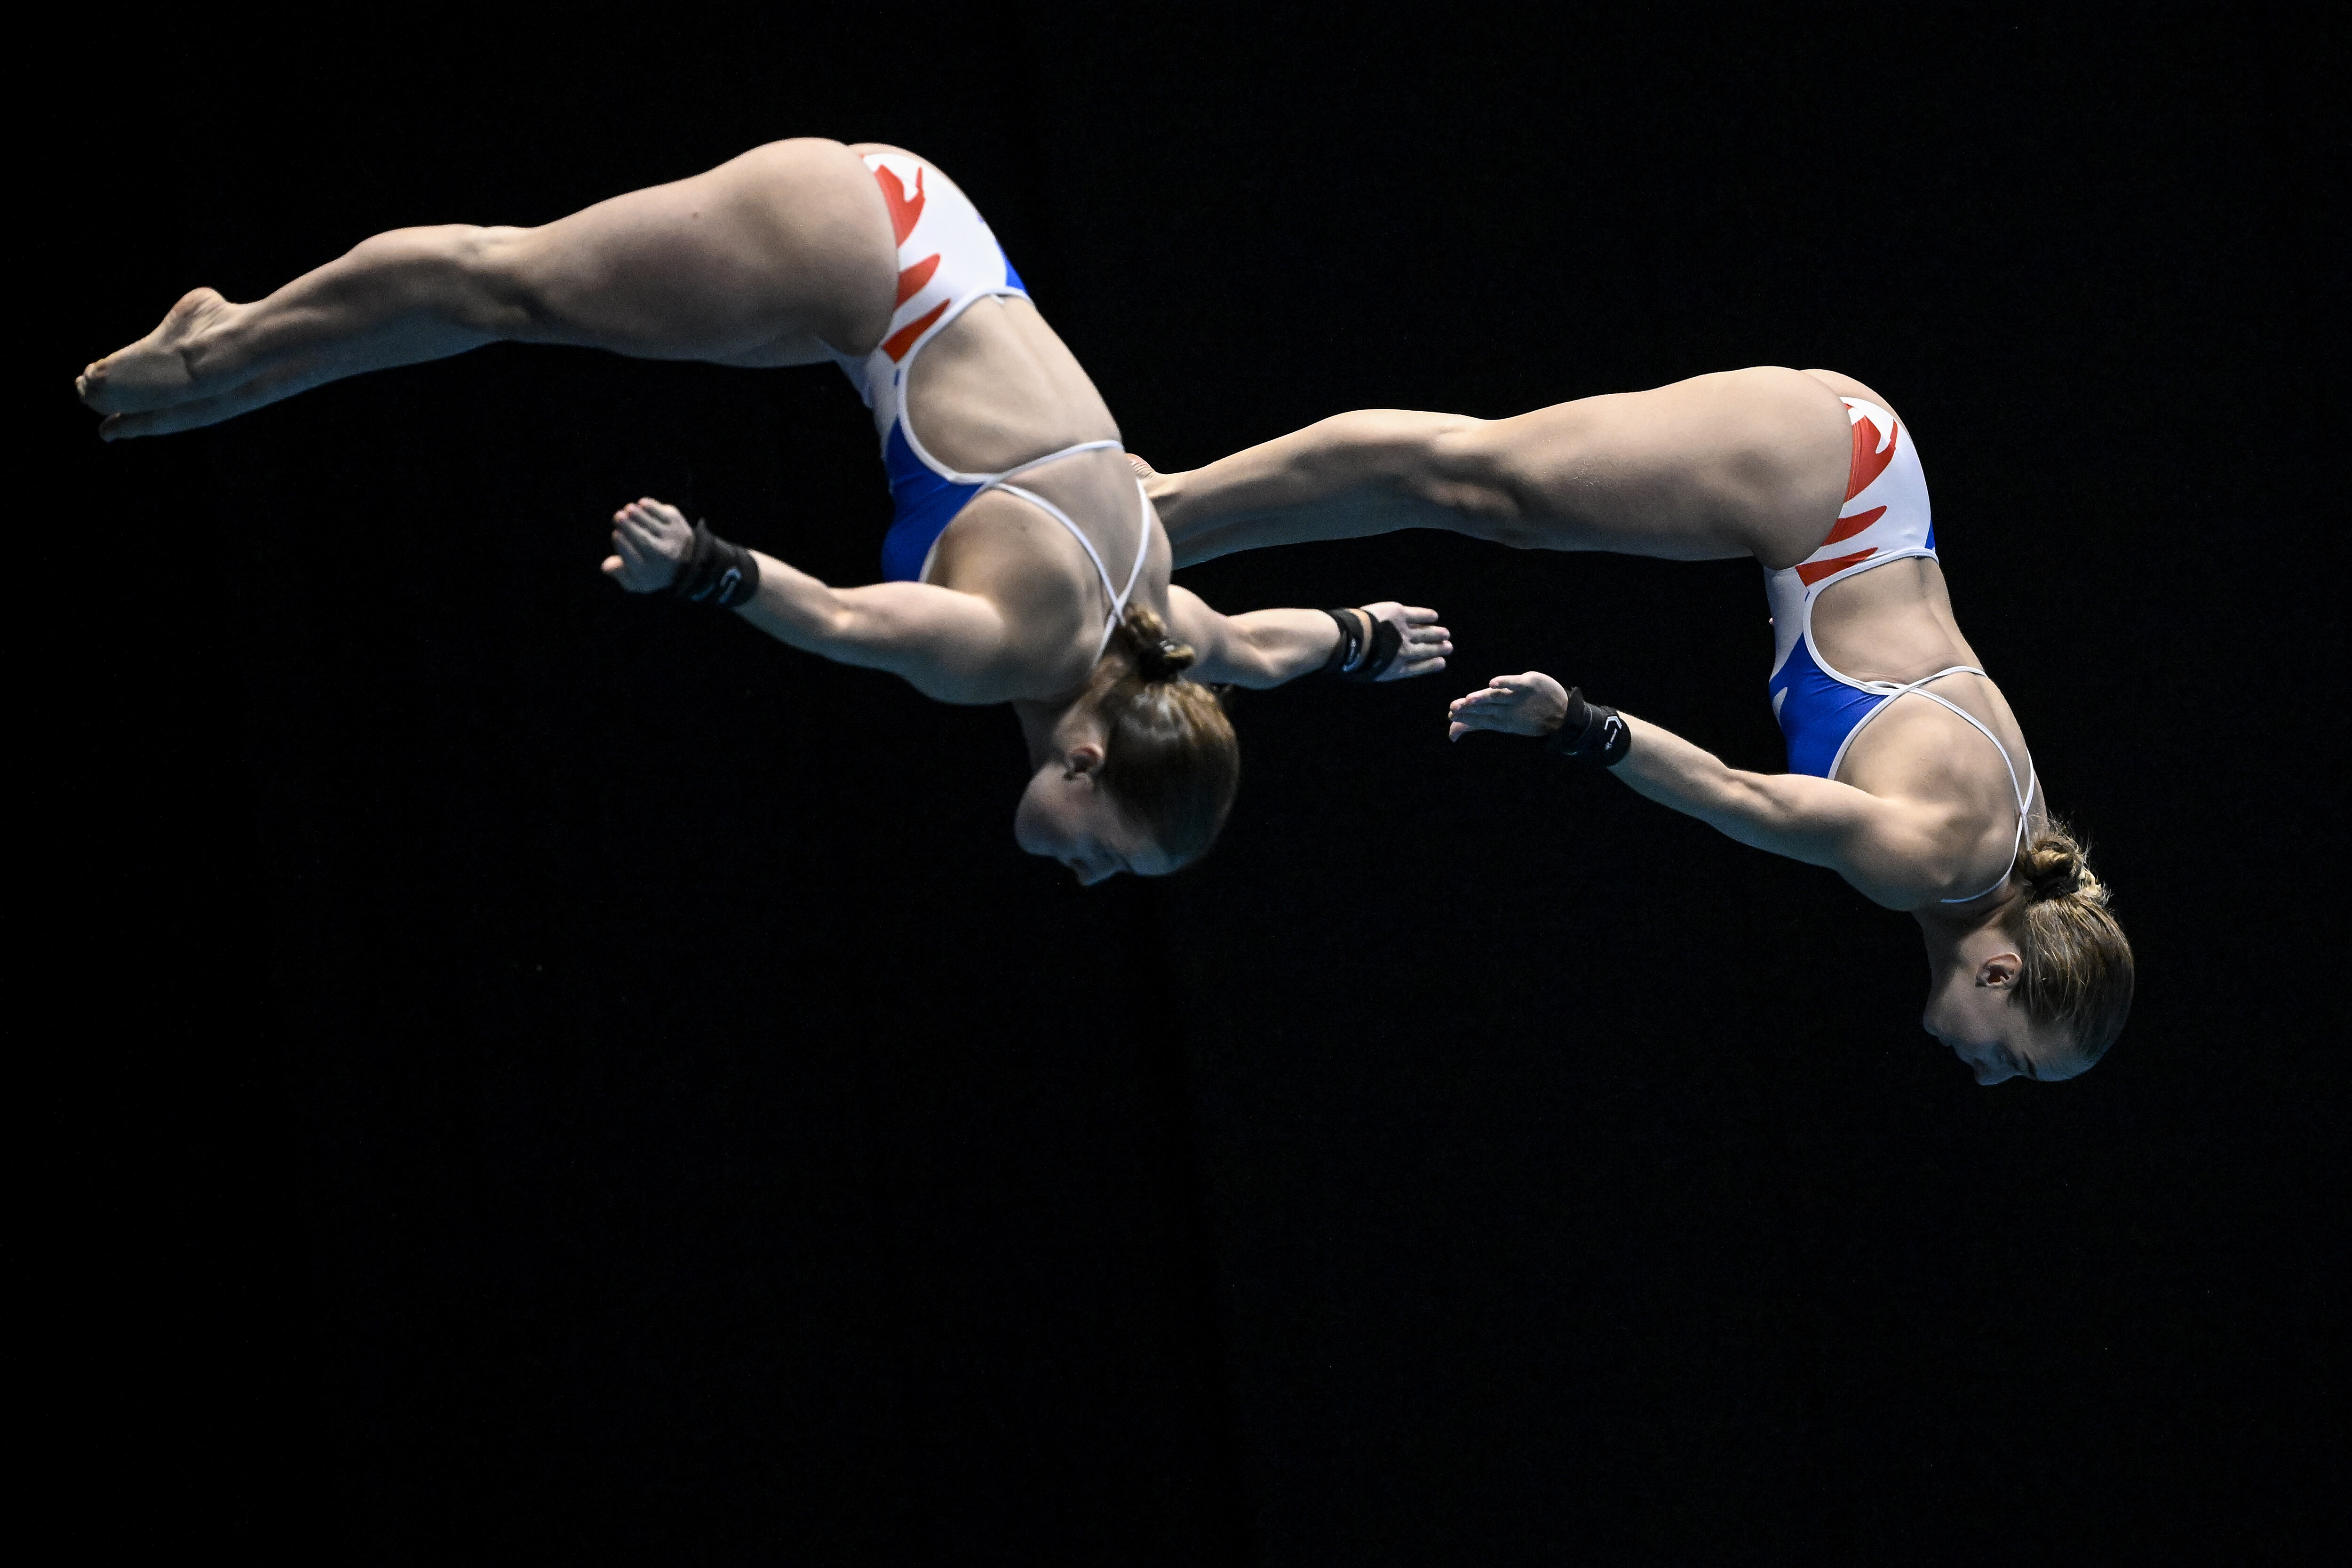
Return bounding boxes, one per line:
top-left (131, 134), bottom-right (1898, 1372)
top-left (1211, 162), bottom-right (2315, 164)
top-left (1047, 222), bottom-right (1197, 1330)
top-left (79, 138), bottom-right (892, 439)
top-left (1446, 671), bottom-right (1946, 906)
top-left (607, 500), bottom-right (1025, 706)
top-left (1162, 586), bottom-right (1451, 688)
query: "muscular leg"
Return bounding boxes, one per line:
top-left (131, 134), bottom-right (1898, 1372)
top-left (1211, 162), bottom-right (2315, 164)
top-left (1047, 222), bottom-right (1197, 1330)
top-left (1145, 409), bottom-right (1510, 567)
top-left (1152, 368), bottom-right (1850, 571)
top-left (79, 138), bottom-right (898, 440)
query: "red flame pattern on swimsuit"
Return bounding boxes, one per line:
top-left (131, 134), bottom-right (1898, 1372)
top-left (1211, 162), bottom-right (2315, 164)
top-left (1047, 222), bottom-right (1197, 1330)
top-left (875, 163), bottom-right (926, 244)
top-left (874, 163), bottom-right (946, 362)
top-left (1846, 412), bottom-right (1898, 501)
top-left (1794, 407), bottom-right (1907, 582)
top-left (881, 301), bottom-right (950, 363)
top-left (894, 254), bottom-right (941, 306)
top-left (1820, 504), bottom-right (1885, 547)
top-left (1796, 547), bottom-right (1880, 587)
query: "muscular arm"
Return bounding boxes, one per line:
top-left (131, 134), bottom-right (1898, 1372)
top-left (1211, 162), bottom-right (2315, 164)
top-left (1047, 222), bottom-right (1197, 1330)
top-left (1163, 586), bottom-right (1451, 688)
top-left (735, 556), bottom-right (1027, 705)
top-left (1613, 719), bottom-right (1875, 862)
top-left (606, 497), bottom-right (1025, 705)
top-left (1448, 673), bottom-right (1946, 907)
top-left (1615, 720), bottom-right (1965, 907)
top-left (753, 576), bottom-right (1449, 701)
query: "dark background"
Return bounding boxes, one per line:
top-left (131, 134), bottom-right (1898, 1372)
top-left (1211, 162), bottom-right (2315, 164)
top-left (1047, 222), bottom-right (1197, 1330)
top-left (41, 8), bottom-right (2332, 1564)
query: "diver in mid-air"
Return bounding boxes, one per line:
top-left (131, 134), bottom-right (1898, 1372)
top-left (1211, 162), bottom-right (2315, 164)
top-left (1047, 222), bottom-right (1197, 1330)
top-left (79, 137), bottom-right (1452, 883)
top-left (1139, 368), bottom-right (2133, 1081)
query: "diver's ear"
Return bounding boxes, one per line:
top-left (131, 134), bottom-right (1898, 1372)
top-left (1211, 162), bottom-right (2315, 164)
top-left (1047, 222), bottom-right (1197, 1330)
top-left (1977, 952), bottom-right (2023, 989)
top-left (1061, 741), bottom-right (1107, 781)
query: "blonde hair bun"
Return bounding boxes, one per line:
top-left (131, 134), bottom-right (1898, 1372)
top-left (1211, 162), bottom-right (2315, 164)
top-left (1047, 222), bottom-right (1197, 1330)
top-left (2004, 820), bottom-right (2132, 1061)
top-left (1080, 605), bottom-right (1239, 867)
top-left (2018, 829), bottom-right (2106, 905)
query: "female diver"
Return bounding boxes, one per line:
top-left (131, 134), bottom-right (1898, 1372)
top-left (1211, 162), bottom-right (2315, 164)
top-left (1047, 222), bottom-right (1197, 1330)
top-left (77, 139), bottom-right (1452, 882)
top-left (1139, 368), bottom-right (2133, 1081)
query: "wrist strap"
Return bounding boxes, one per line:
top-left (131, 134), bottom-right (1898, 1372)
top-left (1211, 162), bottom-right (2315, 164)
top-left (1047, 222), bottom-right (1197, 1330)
top-left (673, 519), bottom-right (760, 608)
top-left (1545, 687), bottom-right (1632, 766)
top-left (1320, 608), bottom-right (1403, 683)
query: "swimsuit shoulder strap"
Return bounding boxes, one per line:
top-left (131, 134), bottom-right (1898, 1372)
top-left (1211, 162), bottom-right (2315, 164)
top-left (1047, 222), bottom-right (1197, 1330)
top-left (986, 470), bottom-right (1154, 656)
top-left (1865, 666), bottom-right (2040, 904)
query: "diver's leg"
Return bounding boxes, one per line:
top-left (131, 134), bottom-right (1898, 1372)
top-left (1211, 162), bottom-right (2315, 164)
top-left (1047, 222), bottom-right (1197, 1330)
top-left (1150, 368), bottom-right (1850, 570)
top-left (1145, 409), bottom-right (1506, 568)
top-left (79, 138), bottom-right (898, 440)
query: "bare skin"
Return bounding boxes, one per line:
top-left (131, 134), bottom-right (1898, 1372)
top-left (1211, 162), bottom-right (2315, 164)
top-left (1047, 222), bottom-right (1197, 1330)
top-left (79, 138), bottom-right (1454, 879)
top-left (1145, 368), bottom-right (2082, 1080)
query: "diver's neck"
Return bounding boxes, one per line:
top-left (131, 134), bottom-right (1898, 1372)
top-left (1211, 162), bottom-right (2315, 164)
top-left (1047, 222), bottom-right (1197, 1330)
top-left (1913, 886), bottom-right (2021, 953)
top-left (1012, 696), bottom-right (1098, 771)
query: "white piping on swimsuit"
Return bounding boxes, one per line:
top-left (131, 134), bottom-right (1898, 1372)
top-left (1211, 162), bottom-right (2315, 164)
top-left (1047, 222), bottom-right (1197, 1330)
top-left (1768, 398), bottom-right (2037, 905)
top-left (1826, 660), bottom-right (2042, 905)
top-left (842, 151), bottom-right (1150, 653)
top-left (968, 465), bottom-right (1155, 656)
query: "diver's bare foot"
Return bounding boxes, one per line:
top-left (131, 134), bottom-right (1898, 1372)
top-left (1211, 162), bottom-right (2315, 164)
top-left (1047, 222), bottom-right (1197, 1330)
top-left (77, 287), bottom-right (238, 418)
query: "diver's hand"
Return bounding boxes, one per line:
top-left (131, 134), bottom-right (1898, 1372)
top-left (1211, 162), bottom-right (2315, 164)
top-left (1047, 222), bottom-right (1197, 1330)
top-left (1447, 671), bottom-right (1570, 740)
top-left (601, 498), bottom-right (693, 592)
top-left (1359, 602), bottom-right (1452, 681)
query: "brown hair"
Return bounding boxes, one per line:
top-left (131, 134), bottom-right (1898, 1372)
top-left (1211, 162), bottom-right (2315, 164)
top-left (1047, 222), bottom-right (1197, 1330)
top-left (2001, 821), bottom-right (2135, 1063)
top-left (1083, 605), bottom-right (1240, 868)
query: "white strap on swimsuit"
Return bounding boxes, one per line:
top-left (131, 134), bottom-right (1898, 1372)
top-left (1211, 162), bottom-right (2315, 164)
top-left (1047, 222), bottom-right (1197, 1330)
top-left (983, 452), bottom-right (1155, 655)
top-left (842, 151), bottom-right (1150, 650)
top-left (1768, 398), bottom-right (2036, 905)
top-left (1855, 666), bottom-right (2041, 904)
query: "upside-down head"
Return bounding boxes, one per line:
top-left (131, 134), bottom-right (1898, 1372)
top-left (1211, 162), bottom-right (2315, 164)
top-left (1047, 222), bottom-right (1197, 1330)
top-left (1015, 605), bottom-right (1240, 883)
top-left (1922, 821), bottom-right (2136, 1083)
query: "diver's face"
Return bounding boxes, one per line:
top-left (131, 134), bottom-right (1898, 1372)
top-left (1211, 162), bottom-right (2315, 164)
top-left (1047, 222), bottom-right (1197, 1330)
top-left (1921, 947), bottom-right (2087, 1084)
top-left (1014, 752), bottom-right (1177, 885)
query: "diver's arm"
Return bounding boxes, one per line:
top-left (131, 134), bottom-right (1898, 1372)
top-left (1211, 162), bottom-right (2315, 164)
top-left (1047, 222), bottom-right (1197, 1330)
top-left (730, 557), bottom-right (1026, 703)
top-left (1608, 719), bottom-right (1893, 870)
top-left (604, 498), bottom-right (1024, 704)
top-left (1165, 587), bottom-right (1453, 688)
top-left (1447, 671), bottom-right (1942, 902)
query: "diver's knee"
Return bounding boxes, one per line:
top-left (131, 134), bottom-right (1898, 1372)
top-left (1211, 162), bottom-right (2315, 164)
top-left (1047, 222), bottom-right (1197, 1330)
top-left (445, 225), bottom-right (550, 337)
top-left (1418, 419), bottom-right (1527, 527)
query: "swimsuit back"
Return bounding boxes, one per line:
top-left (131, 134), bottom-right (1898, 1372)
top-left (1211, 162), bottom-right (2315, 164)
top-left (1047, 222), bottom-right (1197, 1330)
top-left (831, 153), bottom-right (1147, 652)
top-left (1764, 399), bottom-right (2036, 903)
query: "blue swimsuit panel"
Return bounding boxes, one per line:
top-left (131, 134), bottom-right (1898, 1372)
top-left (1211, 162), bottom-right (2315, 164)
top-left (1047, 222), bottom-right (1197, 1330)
top-left (1770, 520), bottom-right (1937, 777)
top-left (876, 255), bottom-right (1028, 583)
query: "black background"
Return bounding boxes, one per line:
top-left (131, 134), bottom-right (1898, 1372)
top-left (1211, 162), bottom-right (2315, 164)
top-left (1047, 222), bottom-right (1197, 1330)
top-left (41, 8), bottom-right (2332, 1564)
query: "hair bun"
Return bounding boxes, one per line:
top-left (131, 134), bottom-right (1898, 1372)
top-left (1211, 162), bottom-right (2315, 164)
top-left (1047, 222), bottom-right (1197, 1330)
top-left (2027, 858), bottom-right (2083, 901)
top-left (1110, 605), bottom-right (1198, 682)
top-left (2018, 829), bottom-right (2103, 904)
top-left (1137, 636), bottom-right (1197, 682)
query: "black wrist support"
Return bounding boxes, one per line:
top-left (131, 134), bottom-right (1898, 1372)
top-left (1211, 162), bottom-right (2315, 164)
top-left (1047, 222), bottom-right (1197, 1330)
top-left (672, 520), bottom-right (760, 609)
top-left (1545, 687), bottom-right (1632, 766)
top-left (1320, 608), bottom-right (1403, 682)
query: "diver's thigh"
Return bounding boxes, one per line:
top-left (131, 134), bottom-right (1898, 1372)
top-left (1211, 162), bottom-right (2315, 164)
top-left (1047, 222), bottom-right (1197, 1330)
top-left (505, 137), bottom-right (897, 362)
top-left (1467, 369), bottom-right (1846, 562)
